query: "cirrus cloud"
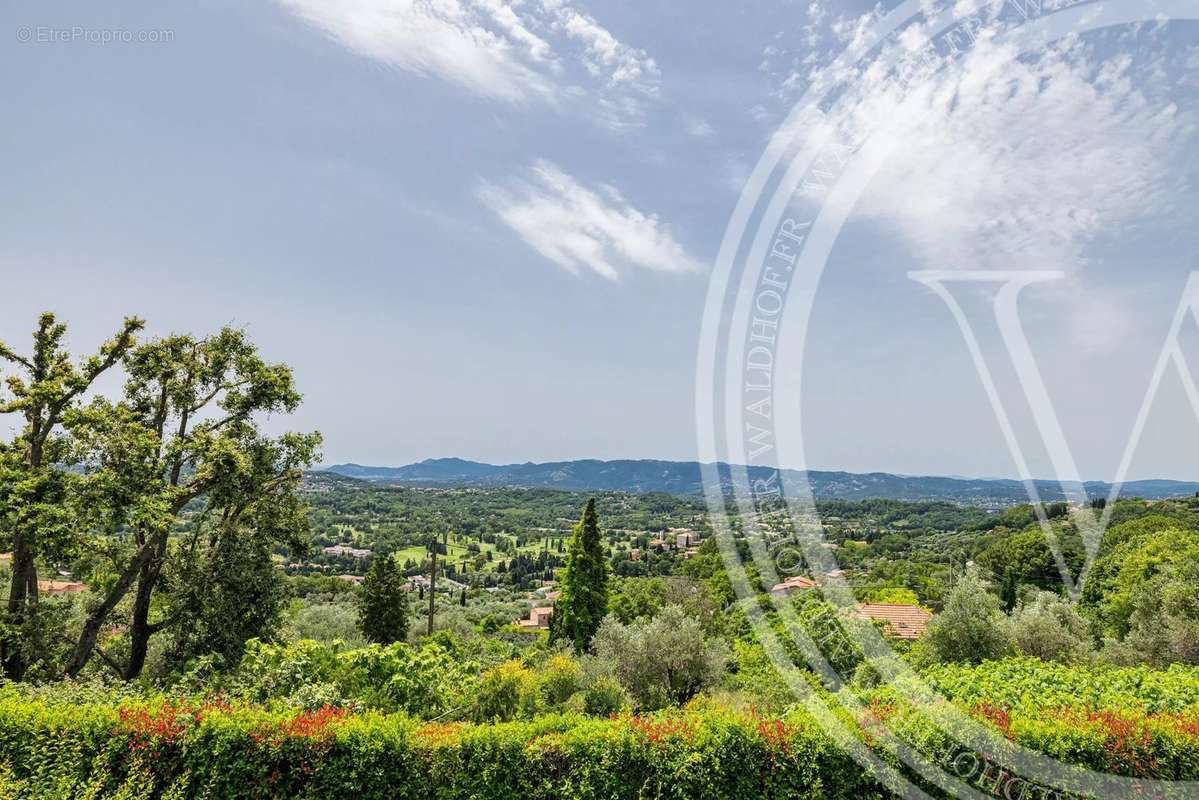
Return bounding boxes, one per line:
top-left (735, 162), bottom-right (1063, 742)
top-left (476, 160), bottom-right (702, 280)
top-left (275, 0), bottom-right (659, 118)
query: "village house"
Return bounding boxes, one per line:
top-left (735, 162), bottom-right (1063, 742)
top-left (336, 574), bottom-right (364, 585)
top-left (322, 544), bottom-right (372, 558)
top-left (852, 603), bottom-right (932, 640)
top-left (407, 574), bottom-right (466, 592)
top-left (769, 575), bottom-right (818, 595)
top-left (515, 606), bottom-right (554, 630)
top-left (674, 531), bottom-right (701, 549)
top-left (814, 568), bottom-right (847, 585)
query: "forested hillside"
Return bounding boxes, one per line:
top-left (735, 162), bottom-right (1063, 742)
top-left (322, 459), bottom-right (1199, 505)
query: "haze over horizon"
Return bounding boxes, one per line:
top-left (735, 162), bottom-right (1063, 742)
top-left (314, 455), bottom-right (1199, 487)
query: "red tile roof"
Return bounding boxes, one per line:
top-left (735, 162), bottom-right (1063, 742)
top-left (770, 575), bottom-right (818, 593)
top-left (852, 603), bottom-right (932, 640)
top-left (38, 580), bottom-right (86, 595)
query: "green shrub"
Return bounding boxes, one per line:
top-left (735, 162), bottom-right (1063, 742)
top-left (0, 694), bottom-right (880, 800)
top-left (538, 653), bottom-right (581, 707)
top-left (919, 657), bottom-right (1199, 714)
top-left (473, 660), bottom-right (536, 722)
top-left (231, 638), bottom-right (476, 716)
top-left (580, 675), bottom-right (627, 717)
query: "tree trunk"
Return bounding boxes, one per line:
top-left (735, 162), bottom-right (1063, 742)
top-left (2, 536), bottom-right (36, 680)
top-left (122, 533), bottom-right (168, 680)
top-left (65, 537), bottom-right (156, 678)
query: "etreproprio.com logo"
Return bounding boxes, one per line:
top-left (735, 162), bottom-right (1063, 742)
top-left (695, 0), bottom-right (1199, 798)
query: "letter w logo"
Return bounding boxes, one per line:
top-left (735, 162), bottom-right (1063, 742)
top-left (910, 270), bottom-right (1199, 598)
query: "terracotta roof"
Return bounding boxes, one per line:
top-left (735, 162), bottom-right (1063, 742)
top-left (514, 606), bottom-right (554, 629)
top-left (770, 575), bottom-right (818, 593)
top-left (852, 603), bottom-right (932, 640)
top-left (38, 580), bottom-right (86, 595)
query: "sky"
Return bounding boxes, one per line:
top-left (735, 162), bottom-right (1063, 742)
top-left (2, 0), bottom-right (1198, 480)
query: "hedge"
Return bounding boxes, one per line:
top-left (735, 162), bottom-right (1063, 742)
top-left (0, 696), bottom-right (884, 800)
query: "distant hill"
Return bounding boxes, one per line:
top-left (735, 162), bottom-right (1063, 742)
top-left (317, 458), bottom-right (1199, 505)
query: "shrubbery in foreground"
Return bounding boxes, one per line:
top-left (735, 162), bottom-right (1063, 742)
top-left (0, 695), bottom-right (877, 800)
top-left (6, 658), bottom-right (1199, 798)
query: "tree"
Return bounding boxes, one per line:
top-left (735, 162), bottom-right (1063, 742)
top-left (590, 605), bottom-right (728, 709)
top-left (979, 529), bottom-right (1083, 592)
top-left (64, 328), bottom-right (318, 679)
top-left (866, 586), bottom-right (922, 607)
top-left (161, 483), bottom-right (309, 672)
top-left (917, 565), bottom-right (1014, 664)
top-left (0, 313), bottom-right (142, 680)
top-left (358, 555), bottom-right (409, 644)
top-left (1082, 523), bottom-right (1199, 641)
top-left (1006, 591), bottom-right (1091, 663)
top-left (1000, 568), bottom-right (1019, 613)
top-left (1089, 530), bottom-right (1199, 666)
top-left (551, 499), bottom-right (609, 652)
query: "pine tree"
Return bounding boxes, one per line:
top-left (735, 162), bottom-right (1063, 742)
top-left (551, 499), bottom-right (609, 652)
top-left (357, 555), bottom-right (409, 644)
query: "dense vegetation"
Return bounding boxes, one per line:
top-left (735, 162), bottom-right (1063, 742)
top-left (5, 314), bottom-right (1199, 797)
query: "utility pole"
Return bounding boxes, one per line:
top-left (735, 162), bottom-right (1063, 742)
top-left (427, 532), bottom-right (449, 636)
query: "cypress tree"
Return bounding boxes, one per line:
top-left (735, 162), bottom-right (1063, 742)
top-left (551, 499), bottom-right (609, 652)
top-left (358, 555), bottom-right (409, 644)
top-left (1001, 567), bottom-right (1019, 613)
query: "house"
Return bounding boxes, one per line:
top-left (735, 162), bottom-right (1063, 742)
top-left (646, 538), bottom-right (669, 551)
top-left (770, 575), bottom-right (818, 595)
top-left (409, 574), bottom-right (466, 593)
top-left (814, 568), bottom-right (847, 585)
top-left (323, 545), bottom-right (372, 558)
top-left (852, 603), bottom-right (932, 640)
top-left (515, 606), bottom-right (554, 630)
top-left (336, 574), bottom-right (365, 585)
top-left (675, 531), bottom-right (701, 549)
top-left (37, 580), bottom-right (87, 595)
top-left (629, 548), bottom-right (642, 561)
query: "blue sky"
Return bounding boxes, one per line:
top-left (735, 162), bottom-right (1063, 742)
top-left (3, 0), bottom-right (1198, 479)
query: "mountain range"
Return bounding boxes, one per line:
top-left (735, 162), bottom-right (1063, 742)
top-left (317, 459), bottom-right (1199, 505)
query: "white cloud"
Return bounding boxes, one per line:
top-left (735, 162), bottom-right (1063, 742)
top-left (841, 35), bottom-right (1194, 277)
top-left (476, 160), bottom-right (701, 280)
top-left (686, 116), bottom-right (716, 139)
top-left (276, 0), bottom-right (659, 116)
